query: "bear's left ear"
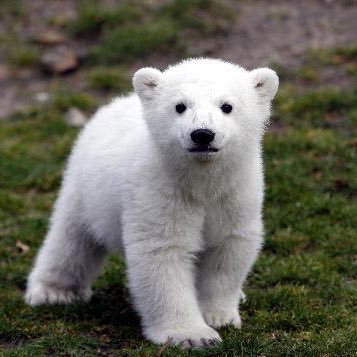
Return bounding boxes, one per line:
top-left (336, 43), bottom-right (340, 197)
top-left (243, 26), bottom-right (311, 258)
top-left (250, 68), bottom-right (279, 101)
top-left (133, 67), bottom-right (162, 100)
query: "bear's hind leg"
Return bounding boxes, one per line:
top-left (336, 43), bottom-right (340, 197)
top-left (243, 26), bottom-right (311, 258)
top-left (25, 203), bottom-right (107, 306)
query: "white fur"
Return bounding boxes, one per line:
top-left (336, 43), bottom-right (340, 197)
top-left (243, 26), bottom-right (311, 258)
top-left (25, 58), bottom-right (278, 348)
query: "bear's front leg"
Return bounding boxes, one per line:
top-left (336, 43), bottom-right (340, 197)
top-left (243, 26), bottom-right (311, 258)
top-left (197, 224), bottom-right (263, 329)
top-left (123, 204), bottom-right (221, 348)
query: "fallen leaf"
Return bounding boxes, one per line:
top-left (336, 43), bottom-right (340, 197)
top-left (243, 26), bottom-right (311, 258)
top-left (16, 240), bottom-right (30, 254)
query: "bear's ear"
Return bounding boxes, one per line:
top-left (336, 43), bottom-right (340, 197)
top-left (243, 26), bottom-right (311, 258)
top-left (133, 67), bottom-right (162, 100)
top-left (250, 68), bottom-right (279, 101)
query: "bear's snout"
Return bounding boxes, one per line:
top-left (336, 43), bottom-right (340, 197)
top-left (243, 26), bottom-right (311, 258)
top-left (190, 129), bottom-right (215, 146)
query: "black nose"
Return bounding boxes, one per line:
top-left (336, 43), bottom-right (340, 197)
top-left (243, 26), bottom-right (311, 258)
top-left (190, 129), bottom-right (215, 146)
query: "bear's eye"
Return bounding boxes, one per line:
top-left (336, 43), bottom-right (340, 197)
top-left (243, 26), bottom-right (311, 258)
top-left (221, 103), bottom-right (233, 114)
top-left (175, 103), bottom-right (186, 114)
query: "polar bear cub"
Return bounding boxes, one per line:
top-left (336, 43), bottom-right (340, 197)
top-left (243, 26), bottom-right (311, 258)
top-left (25, 58), bottom-right (278, 348)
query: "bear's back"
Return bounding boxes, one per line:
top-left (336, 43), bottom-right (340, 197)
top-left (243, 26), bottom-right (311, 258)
top-left (72, 93), bottom-right (147, 162)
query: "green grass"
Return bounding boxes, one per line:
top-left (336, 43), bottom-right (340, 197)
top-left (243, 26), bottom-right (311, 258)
top-left (1, 75), bottom-right (356, 356)
top-left (71, 1), bottom-right (145, 36)
top-left (88, 67), bottom-right (131, 92)
top-left (0, 31), bottom-right (40, 69)
top-left (0, 0), bottom-right (23, 20)
top-left (270, 45), bottom-right (357, 83)
top-left (6, 46), bottom-right (39, 68)
top-left (276, 87), bottom-right (357, 129)
top-left (72, 0), bottom-right (233, 65)
top-left (0, 1), bottom-right (356, 352)
top-left (90, 20), bottom-right (179, 64)
top-left (51, 90), bottom-right (99, 112)
top-left (302, 46), bottom-right (357, 81)
top-left (305, 46), bottom-right (357, 66)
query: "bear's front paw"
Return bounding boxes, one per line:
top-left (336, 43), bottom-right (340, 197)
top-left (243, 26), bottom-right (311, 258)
top-left (25, 281), bottom-right (92, 306)
top-left (202, 309), bottom-right (242, 329)
top-left (144, 323), bottom-right (221, 349)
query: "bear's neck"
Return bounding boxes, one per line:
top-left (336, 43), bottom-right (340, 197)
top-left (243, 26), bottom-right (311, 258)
top-left (162, 150), bottom-right (242, 202)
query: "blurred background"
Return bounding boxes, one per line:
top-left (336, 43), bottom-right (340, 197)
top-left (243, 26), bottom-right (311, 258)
top-left (0, 0), bottom-right (356, 118)
top-left (0, 1), bottom-right (356, 355)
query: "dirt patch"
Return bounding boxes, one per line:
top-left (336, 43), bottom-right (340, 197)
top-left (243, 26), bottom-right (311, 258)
top-left (219, 0), bottom-right (357, 68)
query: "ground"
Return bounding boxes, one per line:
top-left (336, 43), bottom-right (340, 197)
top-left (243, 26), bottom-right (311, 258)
top-left (0, 0), bottom-right (356, 356)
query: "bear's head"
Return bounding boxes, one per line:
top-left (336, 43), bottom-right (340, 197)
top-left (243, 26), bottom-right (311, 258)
top-left (133, 58), bottom-right (278, 164)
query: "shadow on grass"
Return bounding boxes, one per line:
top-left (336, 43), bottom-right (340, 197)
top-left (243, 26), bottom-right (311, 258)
top-left (26, 283), bottom-right (141, 333)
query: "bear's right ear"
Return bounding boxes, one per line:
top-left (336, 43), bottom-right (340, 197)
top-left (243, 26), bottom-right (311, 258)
top-left (133, 67), bottom-right (162, 100)
top-left (250, 68), bottom-right (279, 102)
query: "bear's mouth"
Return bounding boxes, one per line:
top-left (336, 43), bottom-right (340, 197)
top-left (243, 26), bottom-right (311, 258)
top-left (188, 146), bottom-right (219, 153)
